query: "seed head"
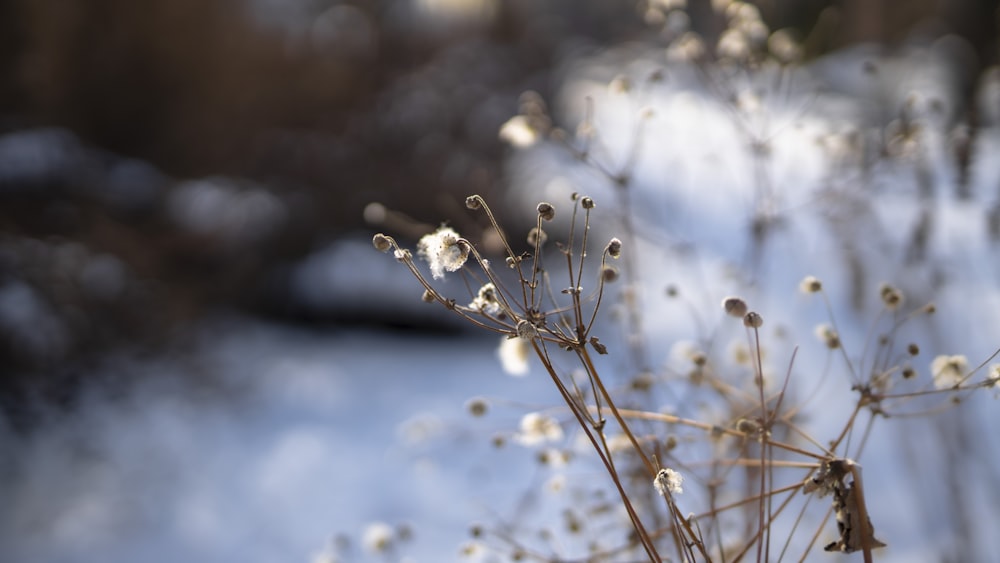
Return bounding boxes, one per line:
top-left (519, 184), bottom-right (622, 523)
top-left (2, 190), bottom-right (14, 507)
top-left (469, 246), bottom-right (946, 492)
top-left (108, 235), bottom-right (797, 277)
top-left (743, 311), bottom-right (764, 328)
top-left (527, 227), bottom-right (547, 247)
top-left (799, 275), bottom-right (822, 293)
top-left (465, 195), bottom-right (482, 210)
top-left (417, 226), bottom-right (469, 279)
top-left (987, 365), bottom-right (1000, 389)
top-left (931, 354), bottom-right (967, 389)
top-left (516, 319), bottom-right (539, 339)
top-left (607, 237), bottom-right (622, 259)
top-left (722, 296), bottom-right (748, 318)
top-left (907, 343), bottom-right (920, 356)
top-left (580, 196), bottom-right (595, 209)
top-left (421, 289), bottom-right (435, 303)
top-left (465, 397), bottom-right (489, 417)
top-left (879, 283), bottom-right (904, 310)
top-left (814, 324), bottom-right (840, 349)
top-left (498, 335), bottom-right (531, 376)
top-left (537, 202), bottom-right (555, 221)
top-left (601, 265), bottom-right (619, 283)
top-left (372, 233), bottom-right (392, 252)
top-left (469, 283), bottom-right (501, 315)
top-left (516, 412), bottom-right (564, 446)
top-left (663, 435), bottom-right (678, 450)
top-left (654, 467), bottom-right (684, 496)
top-left (362, 522), bottom-right (395, 554)
top-left (736, 418), bottom-right (761, 434)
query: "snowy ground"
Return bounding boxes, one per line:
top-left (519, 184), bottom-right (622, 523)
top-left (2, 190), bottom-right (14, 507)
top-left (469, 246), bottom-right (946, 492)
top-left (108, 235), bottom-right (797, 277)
top-left (0, 318), bottom-right (563, 563)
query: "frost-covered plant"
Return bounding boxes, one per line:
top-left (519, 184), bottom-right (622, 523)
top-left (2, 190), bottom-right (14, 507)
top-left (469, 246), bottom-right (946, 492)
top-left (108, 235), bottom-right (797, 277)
top-left (369, 2), bottom-right (1000, 561)
top-left (373, 194), bottom-right (998, 562)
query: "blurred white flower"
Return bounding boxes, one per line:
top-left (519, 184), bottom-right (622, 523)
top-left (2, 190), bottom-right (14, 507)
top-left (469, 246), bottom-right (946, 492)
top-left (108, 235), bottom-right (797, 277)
top-left (458, 539), bottom-right (488, 560)
top-left (545, 473), bottom-right (567, 494)
top-left (499, 115), bottom-right (540, 148)
top-left (931, 354), bottom-right (967, 389)
top-left (497, 336), bottom-right (530, 376)
top-left (516, 412), bottom-right (563, 446)
top-left (606, 433), bottom-right (633, 454)
top-left (417, 226), bottom-right (468, 279)
top-left (362, 521), bottom-right (394, 554)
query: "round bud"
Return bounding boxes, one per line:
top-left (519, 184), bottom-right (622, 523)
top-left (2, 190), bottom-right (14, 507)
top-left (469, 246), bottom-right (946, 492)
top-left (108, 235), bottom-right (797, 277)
top-left (372, 233), bottom-right (391, 252)
top-left (537, 202), bottom-right (555, 221)
top-left (607, 237), bottom-right (622, 258)
top-left (799, 275), bottom-right (822, 293)
top-left (601, 265), bottom-right (619, 283)
top-left (722, 296), bottom-right (748, 318)
top-left (465, 397), bottom-right (489, 417)
top-left (743, 311), bottom-right (764, 328)
top-left (465, 195), bottom-right (482, 210)
top-left (580, 196), bottom-right (595, 209)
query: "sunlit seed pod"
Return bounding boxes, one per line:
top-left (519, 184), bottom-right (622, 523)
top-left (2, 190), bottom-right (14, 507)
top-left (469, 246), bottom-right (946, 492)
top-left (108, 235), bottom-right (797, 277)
top-left (372, 233), bottom-right (391, 252)
top-left (736, 418), bottom-right (760, 434)
top-left (537, 201), bottom-right (555, 221)
top-left (879, 283), bottom-right (904, 310)
top-left (743, 311), bottom-right (764, 328)
top-left (516, 319), bottom-right (539, 339)
top-left (607, 237), bottom-right (622, 258)
top-left (722, 296), bottom-right (748, 317)
top-left (799, 275), bottom-right (822, 293)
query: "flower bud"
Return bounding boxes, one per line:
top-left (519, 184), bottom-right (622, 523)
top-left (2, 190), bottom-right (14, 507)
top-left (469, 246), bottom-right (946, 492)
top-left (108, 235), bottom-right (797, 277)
top-left (722, 296), bottom-right (748, 318)
top-left (607, 237), bottom-right (622, 258)
top-left (743, 311), bottom-right (764, 328)
top-left (372, 233), bottom-right (391, 252)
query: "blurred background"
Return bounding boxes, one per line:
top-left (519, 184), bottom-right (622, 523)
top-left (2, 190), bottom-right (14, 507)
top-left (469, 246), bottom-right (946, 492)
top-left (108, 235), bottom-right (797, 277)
top-left (2, 1), bottom-right (1000, 561)
top-left (2, 0), bottom-right (999, 421)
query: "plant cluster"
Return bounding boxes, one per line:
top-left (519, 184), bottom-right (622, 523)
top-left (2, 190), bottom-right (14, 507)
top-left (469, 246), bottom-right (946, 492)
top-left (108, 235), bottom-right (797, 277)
top-left (366, 1), bottom-right (1000, 560)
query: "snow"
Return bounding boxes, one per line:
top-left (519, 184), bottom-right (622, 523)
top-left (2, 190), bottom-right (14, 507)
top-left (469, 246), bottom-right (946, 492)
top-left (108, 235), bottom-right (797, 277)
top-left (0, 321), bottom-right (554, 563)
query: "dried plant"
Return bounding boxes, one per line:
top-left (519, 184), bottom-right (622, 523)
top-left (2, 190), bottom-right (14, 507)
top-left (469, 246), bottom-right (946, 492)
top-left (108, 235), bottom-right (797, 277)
top-left (367, 3), bottom-right (1000, 561)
